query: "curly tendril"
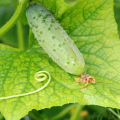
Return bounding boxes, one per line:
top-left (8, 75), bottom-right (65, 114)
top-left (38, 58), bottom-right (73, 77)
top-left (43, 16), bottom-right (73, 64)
top-left (0, 71), bottom-right (51, 100)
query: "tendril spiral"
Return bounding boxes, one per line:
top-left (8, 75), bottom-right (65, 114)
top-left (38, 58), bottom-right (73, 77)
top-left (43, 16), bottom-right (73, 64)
top-left (0, 71), bottom-right (51, 100)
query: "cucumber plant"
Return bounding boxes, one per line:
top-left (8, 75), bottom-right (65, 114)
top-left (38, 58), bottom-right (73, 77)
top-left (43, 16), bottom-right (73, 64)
top-left (0, 0), bottom-right (120, 120)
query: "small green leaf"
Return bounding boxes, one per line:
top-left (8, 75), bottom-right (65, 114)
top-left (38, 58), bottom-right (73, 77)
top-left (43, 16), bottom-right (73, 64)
top-left (0, 0), bottom-right (120, 120)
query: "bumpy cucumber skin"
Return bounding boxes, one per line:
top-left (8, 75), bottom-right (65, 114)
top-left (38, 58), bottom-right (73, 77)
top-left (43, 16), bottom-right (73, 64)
top-left (26, 5), bottom-right (85, 75)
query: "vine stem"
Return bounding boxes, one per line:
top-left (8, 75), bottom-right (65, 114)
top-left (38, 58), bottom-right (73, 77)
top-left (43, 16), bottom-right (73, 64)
top-left (70, 104), bottom-right (83, 120)
top-left (0, 0), bottom-right (28, 37)
top-left (28, 28), bottom-right (34, 48)
top-left (52, 104), bottom-right (77, 120)
top-left (108, 108), bottom-right (120, 119)
top-left (17, 21), bottom-right (25, 51)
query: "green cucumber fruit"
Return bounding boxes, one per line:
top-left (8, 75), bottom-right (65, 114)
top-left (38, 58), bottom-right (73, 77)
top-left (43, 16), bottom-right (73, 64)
top-left (26, 4), bottom-right (85, 75)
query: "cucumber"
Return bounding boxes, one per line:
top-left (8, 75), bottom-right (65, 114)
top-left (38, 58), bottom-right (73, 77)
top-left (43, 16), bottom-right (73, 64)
top-left (26, 4), bottom-right (85, 75)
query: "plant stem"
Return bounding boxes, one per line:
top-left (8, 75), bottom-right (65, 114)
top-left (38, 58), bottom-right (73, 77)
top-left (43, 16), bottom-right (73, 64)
top-left (0, 0), bottom-right (28, 36)
top-left (108, 108), bottom-right (120, 119)
top-left (70, 104), bottom-right (83, 120)
top-left (28, 28), bottom-right (34, 48)
top-left (52, 104), bottom-right (77, 120)
top-left (17, 21), bottom-right (25, 51)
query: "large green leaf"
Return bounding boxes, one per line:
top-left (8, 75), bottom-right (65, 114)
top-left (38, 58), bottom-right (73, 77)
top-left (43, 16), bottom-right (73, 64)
top-left (0, 0), bottom-right (120, 120)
